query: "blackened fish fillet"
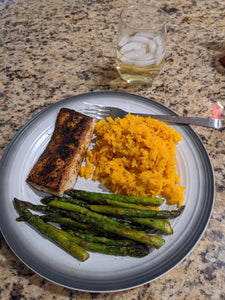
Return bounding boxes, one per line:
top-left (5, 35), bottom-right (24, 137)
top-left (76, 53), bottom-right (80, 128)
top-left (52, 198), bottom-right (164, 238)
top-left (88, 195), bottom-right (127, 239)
top-left (27, 108), bottom-right (95, 196)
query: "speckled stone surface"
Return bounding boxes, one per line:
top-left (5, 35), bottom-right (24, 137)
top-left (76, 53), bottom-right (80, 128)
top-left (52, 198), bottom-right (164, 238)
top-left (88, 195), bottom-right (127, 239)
top-left (0, 0), bottom-right (225, 299)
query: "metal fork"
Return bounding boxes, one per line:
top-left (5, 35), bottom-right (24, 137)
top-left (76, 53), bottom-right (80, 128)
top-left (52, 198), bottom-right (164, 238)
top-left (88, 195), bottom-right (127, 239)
top-left (81, 103), bottom-right (222, 129)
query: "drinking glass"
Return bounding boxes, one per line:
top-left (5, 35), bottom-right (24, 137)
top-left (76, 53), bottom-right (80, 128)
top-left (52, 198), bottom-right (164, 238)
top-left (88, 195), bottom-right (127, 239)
top-left (115, 5), bottom-right (167, 85)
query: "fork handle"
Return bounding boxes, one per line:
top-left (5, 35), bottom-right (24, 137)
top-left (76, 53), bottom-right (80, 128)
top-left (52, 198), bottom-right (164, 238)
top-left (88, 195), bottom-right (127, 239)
top-left (130, 113), bottom-right (222, 129)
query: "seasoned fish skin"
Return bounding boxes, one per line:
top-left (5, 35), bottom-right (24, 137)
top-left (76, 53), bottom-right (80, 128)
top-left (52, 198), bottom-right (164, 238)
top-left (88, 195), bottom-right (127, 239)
top-left (27, 108), bottom-right (95, 196)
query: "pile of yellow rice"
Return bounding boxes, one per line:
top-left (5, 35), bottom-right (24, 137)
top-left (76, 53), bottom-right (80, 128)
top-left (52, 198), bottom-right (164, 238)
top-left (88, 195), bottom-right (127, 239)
top-left (80, 114), bottom-right (185, 207)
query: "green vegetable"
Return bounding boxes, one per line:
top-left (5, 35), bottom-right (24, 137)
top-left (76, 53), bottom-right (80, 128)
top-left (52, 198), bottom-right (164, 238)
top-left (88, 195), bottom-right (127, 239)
top-left (41, 196), bottom-right (87, 207)
top-left (66, 189), bottom-right (164, 206)
top-left (41, 214), bottom-right (95, 232)
top-left (14, 198), bottom-right (89, 262)
top-left (65, 230), bottom-right (138, 246)
top-left (88, 205), bottom-right (185, 219)
top-left (66, 230), bottom-right (149, 257)
top-left (47, 200), bottom-right (165, 249)
top-left (127, 217), bottom-right (173, 234)
top-left (51, 195), bottom-right (159, 211)
top-left (17, 200), bottom-right (59, 214)
top-left (14, 198), bottom-right (149, 258)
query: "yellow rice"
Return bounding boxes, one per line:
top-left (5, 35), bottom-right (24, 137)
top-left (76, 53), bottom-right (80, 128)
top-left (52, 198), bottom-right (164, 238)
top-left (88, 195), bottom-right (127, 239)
top-left (80, 114), bottom-right (185, 207)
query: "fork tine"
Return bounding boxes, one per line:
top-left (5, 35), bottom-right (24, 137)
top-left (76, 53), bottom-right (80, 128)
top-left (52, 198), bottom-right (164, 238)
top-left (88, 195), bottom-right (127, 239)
top-left (83, 103), bottom-right (112, 113)
top-left (83, 102), bottom-right (109, 110)
top-left (81, 102), bottom-right (112, 119)
top-left (83, 102), bottom-right (103, 107)
top-left (85, 107), bottom-right (111, 114)
top-left (81, 111), bottom-right (106, 120)
top-left (83, 109), bottom-right (108, 119)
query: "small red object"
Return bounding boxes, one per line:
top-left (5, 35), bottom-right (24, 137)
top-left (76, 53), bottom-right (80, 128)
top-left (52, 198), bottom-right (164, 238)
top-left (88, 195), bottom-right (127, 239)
top-left (210, 102), bottom-right (224, 120)
top-left (219, 56), bottom-right (225, 67)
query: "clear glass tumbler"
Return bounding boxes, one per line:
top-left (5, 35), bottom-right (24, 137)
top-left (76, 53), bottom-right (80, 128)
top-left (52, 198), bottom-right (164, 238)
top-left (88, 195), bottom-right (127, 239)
top-left (115, 5), bottom-right (167, 85)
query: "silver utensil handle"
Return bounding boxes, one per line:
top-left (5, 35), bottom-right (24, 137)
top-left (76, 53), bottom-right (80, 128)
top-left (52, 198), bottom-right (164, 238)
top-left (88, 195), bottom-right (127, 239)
top-left (130, 113), bottom-right (222, 129)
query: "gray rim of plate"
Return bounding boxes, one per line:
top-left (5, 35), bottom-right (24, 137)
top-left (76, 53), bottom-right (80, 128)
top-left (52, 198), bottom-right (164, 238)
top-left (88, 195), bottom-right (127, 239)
top-left (0, 91), bottom-right (215, 292)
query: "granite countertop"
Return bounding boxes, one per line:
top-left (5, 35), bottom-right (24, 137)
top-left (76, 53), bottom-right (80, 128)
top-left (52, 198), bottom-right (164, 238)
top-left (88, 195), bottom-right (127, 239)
top-left (0, 0), bottom-right (225, 299)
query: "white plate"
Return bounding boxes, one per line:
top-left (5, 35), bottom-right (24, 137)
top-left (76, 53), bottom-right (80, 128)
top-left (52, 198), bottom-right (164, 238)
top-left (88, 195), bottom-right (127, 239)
top-left (0, 91), bottom-right (214, 292)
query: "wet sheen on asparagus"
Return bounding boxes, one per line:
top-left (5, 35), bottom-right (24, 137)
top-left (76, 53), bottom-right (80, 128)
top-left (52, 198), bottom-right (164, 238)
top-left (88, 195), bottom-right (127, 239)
top-left (45, 195), bottom-right (159, 211)
top-left (66, 189), bottom-right (164, 206)
top-left (88, 205), bottom-right (184, 219)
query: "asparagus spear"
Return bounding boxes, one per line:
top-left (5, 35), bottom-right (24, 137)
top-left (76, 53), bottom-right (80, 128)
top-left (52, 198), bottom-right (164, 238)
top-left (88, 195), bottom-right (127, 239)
top-left (88, 205), bottom-right (185, 219)
top-left (66, 189), bottom-right (164, 206)
top-left (42, 196), bottom-right (88, 207)
top-left (65, 230), bottom-right (149, 257)
top-left (65, 229), bottom-right (138, 246)
top-left (14, 198), bottom-right (89, 262)
top-left (127, 217), bottom-right (173, 234)
top-left (16, 200), bottom-right (60, 214)
top-left (47, 200), bottom-right (165, 249)
top-left (49, 195), bottom-right (158, 211)
top-left (41, 214), bottom-right (95, 231)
